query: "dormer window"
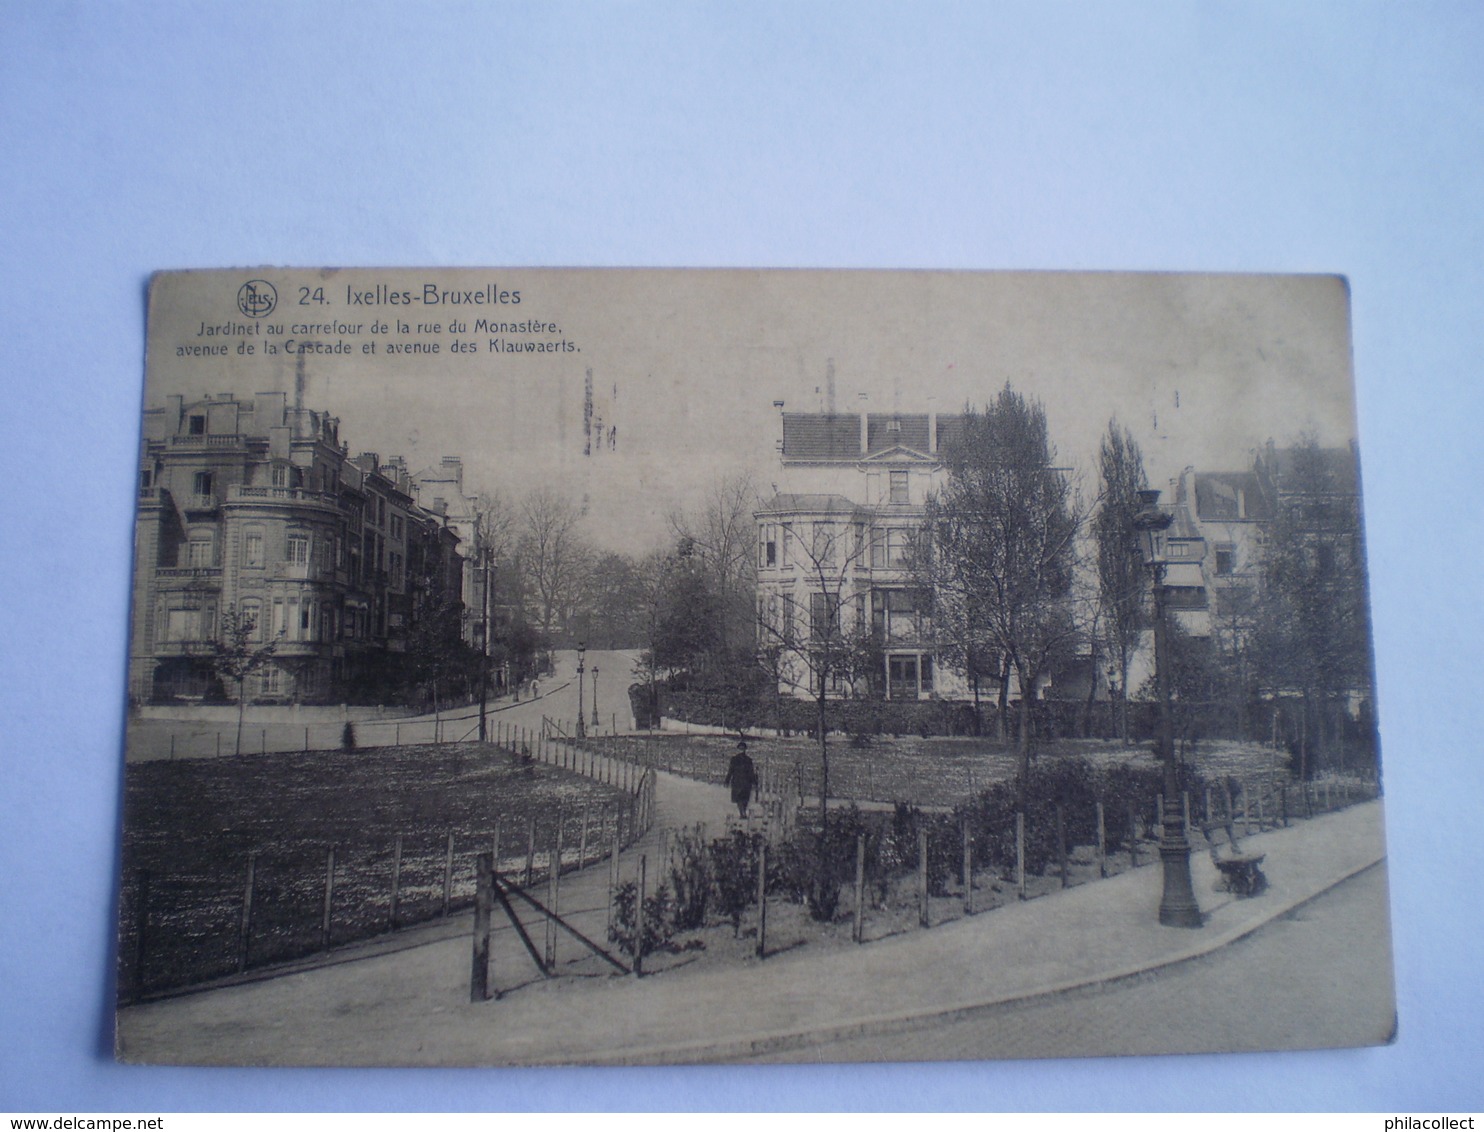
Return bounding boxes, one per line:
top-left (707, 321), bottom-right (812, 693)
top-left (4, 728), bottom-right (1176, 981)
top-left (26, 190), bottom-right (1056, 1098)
top-left (188, 415), bottom-right (206, 436)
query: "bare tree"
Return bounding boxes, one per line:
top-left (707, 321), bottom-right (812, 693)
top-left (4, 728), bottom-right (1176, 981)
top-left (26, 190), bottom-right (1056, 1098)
top-left (667, 472), bottom-right (762, 653)
top-left (755, 507), bottom-right (870, 824)
top-left (1093, 420), bottom-right (1149, 742)
top-left (210, 604), bottom-right (280, 757)
top-left (926, 385), bottom-right (1084, 801)
top-left (516, 488), bottom-right (592, 641)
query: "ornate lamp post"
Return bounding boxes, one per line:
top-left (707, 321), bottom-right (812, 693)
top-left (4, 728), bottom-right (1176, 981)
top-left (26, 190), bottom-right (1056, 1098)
top-left (1133, 488), bottom-right (1203, 929)
top-left (591, 664), bottom-right (601, 729)
top-left (575, 642), bottom-right (587, 740)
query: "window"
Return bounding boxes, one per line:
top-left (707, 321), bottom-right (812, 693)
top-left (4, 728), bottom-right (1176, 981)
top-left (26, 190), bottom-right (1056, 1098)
top-left (186, 534), bottom-right (213, 567)
top-left (780, 524), bottom-right (793, 568)
top-left (760, 526), bottom-right (777, 568)
top-left (192, 471), bottom-right (213, 497)
top-left (810, 592), bottom-right (840, 640)
top-left (812, 523), bottom-right (836, 566)
top-left (286, 534), bottom-right (309, 566)
top-left (870, 528), bottom-right (886, 569)
top-left (886, 528), bottom-right (912, 568)
top-left (271, 464), bottom-right (289, 488)
top-left (243, 528), bottom-right (264, 568)
top-left (1214, 546), bottom-right (1236, 576)
top-left (889, 470), bottom-right (909, 504)
top-left (188, 415), bottom-right (205, 435)
top-left (165, 608), bottom-right (198, 641)
top-left (389, 551), bottom-right (404, 589)
top-left (390, 515), bottom-right (404, 541)
top-left (240, 600), bottom-right (263, 641)
top-left (781, 593), bottom-right (797, 644)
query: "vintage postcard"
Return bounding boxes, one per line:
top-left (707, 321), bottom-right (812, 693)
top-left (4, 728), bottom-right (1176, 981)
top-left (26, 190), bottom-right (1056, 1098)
top-left (115, 268), bottom-right (1393, 1066)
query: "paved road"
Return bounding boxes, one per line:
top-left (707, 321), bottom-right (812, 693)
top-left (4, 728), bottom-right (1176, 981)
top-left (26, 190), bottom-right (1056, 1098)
top-left (749, 863), bottom-right (1397, 1063)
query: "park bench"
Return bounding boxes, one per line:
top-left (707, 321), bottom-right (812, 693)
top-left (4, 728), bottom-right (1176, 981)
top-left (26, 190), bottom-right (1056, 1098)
top-left (1201, 821), bottom-right (1268, 898)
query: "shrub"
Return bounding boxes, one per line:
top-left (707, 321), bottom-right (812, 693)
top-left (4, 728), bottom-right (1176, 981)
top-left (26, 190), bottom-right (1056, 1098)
top-left (608, 880), bottom-right (677, 959)
top-left (666, 826), bottom-right (712, 932)
top-left (707, 830), bottom-right (760, 936)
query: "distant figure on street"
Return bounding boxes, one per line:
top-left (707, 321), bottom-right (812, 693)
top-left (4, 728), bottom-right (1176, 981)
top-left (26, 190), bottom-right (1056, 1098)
top-left (724, 740), bottom-right (757, 818)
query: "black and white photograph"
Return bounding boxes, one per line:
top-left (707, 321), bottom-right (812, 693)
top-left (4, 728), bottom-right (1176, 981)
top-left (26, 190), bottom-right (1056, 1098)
top-left (114, 267), bottom-right (1392, 1067)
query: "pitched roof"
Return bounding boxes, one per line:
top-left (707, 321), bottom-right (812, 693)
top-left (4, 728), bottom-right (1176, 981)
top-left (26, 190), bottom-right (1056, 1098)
top-left (781, 411), bottom-right (967, 462)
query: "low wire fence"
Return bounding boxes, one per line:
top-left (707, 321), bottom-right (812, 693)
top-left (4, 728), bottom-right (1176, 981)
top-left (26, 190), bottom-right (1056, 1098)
top-left (118, 728), bottom-right (656, 1004)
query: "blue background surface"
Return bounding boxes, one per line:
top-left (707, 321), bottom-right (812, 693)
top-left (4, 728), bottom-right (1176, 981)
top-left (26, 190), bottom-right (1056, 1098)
top-left (2, 0), bottom-right (1480, 1111)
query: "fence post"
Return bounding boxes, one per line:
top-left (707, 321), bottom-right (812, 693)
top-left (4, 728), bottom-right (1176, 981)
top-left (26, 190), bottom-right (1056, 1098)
top-left (239, 851), bottom-right (257, 972)
top-left (854, 833), bottom-right (866, 943)
top-left (1096, 801), bottom-right (1107, 879)
top-left (756, 839), bottom-right (768, 959)
top-left (1016, 812), bottom-right (1026, 899)
top-left (1056, 805), bottom-right (1069, 889)
top-left (491, 818), bottom-right (501, 879)
top-left (545, 827), bottom-right (560, 972)
top-left (525, 815), bottom-right (536, 888)
top-left (471, 852), bottom-right (493, 1002)
top-left (962, 822), bottom-right (973, 915)
top-left (1127, 804), bottom-right (1139, 868)
top-left (919, 827), bottom-right (931, 927)
top-left (607, 809), bottom-right (619, 932)
top-left (132, 868), bottom-right (150, 1000)
top-left (389, 835), bottom-right (403, 931)
top-left (321, 847), bottom-right (335, 948)
top-left (579, 803), bottom-right (590, 868)
top-left (635, 854), bottom-right (647, 978)
top-left (442, 831), bottom-right (456, 917)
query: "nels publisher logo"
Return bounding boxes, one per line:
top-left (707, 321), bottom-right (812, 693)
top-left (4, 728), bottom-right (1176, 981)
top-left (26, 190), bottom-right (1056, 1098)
top-left (237, 279), bottom-right (277, 318)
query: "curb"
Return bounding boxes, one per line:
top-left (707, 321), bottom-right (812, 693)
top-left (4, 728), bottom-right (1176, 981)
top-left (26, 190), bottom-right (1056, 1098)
top-left (540, 853), bottom-right (1387, 1066)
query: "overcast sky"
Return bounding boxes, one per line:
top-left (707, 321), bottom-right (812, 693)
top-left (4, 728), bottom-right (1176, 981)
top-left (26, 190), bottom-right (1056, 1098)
top-left (149, 268), bottom-right (1357, 554)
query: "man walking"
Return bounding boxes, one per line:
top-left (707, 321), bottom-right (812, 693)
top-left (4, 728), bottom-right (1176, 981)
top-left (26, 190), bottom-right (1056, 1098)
top-left (724, 740), bottom-right (757, 819)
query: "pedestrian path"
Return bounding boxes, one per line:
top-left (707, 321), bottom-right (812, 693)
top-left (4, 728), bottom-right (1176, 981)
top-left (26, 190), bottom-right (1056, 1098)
top-left (116, 787), bottom-right (1387, 1067)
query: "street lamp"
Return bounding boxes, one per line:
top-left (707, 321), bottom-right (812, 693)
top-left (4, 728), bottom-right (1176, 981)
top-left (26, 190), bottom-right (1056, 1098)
top-left (1132, 488), bottom-right (1203, 929)
top-left (591, 664), bottom-right (601, 729)
top-left (575, 642), bottom-right (587, 740)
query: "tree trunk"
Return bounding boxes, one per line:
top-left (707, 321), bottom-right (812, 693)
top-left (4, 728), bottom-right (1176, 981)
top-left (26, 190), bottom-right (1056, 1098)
top-left (235, 677), bottom-right (247, 757)
top-left (1015, 660), bottom-right (1032, 811)
top-left (997, 656), bottom-right (1011, 742)
top-left (817, 669), bottom-right (830, 827)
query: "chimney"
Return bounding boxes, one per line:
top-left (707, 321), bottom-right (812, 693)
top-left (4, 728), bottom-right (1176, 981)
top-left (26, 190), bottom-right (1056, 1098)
top-left (773, 400), bottom-right (785, 455)
top-left (860, 409), bottom-right (870, 454)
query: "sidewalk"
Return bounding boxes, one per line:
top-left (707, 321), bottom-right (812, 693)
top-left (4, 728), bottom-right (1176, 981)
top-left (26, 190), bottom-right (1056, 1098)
top-left (116, 788), bottom-right (1387, 1067)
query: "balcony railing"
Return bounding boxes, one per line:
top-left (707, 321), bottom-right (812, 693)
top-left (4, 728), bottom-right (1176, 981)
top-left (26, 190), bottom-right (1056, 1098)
top-left (169, 434), bottom-right (242, 448)
top-left (184, 494), bottom-right (219, 511)
top-left (227, 485), bottom-right (344, 510)
top-left (155, 567), bottom-right (223, 580)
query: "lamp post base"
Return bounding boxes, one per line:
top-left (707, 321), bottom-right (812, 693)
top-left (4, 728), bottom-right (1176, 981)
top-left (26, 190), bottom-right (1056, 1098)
top-left (1158, 839), bottom-right (1204, 928)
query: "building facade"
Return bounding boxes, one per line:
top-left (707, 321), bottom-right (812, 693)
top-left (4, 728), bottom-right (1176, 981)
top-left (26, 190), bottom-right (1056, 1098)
top-left (754, 407), bottom-right (970, 702)
top-left (130, 392), bottom-right (465, 705)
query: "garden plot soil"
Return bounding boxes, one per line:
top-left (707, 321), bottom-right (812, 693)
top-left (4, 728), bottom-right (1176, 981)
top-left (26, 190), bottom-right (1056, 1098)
top-left (120, 742), bottom-right (628, 1002)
